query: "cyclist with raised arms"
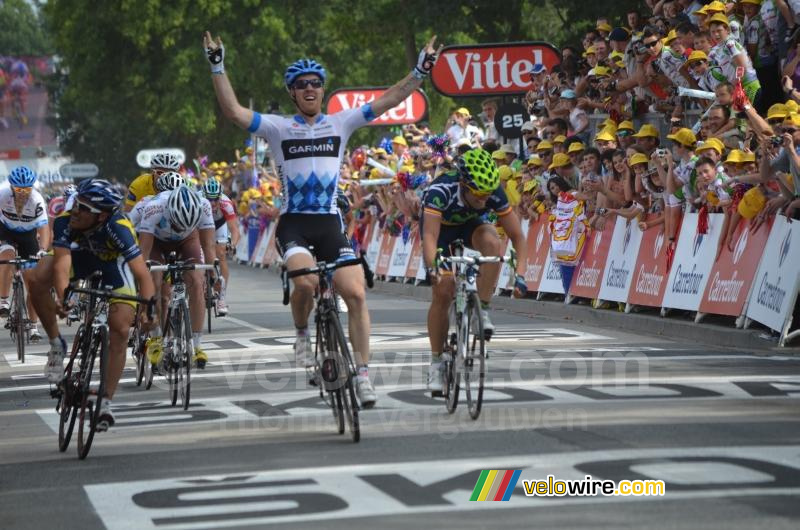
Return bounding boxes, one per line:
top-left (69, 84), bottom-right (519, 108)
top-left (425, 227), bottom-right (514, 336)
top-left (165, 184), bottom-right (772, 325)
top-left (138, 185), bottom-right (216, 370)
top-left (202, 177), bottom-right (239, 316)
top-left (421, 148), bottom-right (529, 396)
top-left (32, 179), bottom-right (156, 430)
top-left (0, 166), bottom-right (50, 341)
top-left (203, 30), bottom-right (442, 408)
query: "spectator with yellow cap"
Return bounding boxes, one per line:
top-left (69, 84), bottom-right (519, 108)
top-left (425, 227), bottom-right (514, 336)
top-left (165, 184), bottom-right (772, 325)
top-left (610, 152), bottom-right (651, 220)
top-left (491, 149), bottom-right (506, 168)
top-left (549, 152), bottom-right (577, 188)
top-left (595, 128), bottom-right (618, 152)
top-left (567, 141), bottom-right (585, 167)
top-left (683, 49), bottom-right (728, 92)
top-left (708, 13), bottom-right (762, 110)
top-left (615, 120), bottom-right (636, 149)
top-left (633, 123), bottom-right (661, 156)
top-left (663, 127), bottom-right (698, 238)
top-left (445, 106), bottom-right (484, 146)
top-left (535, 139), bottom-right (555, 171)
top-left (552, 135), bottom-right (567, 154)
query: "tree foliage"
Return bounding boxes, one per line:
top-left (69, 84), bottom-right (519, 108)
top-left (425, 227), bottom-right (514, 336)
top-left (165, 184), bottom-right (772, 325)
top-left (0, 0), bottom-right (51, 55)
top-left (42, 0), bottom-right (635, 180)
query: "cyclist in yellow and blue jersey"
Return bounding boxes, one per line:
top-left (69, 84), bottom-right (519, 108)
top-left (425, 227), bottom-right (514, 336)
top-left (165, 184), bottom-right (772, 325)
top-left (124, 152), bottom-right (182, 211)
top-left (31, 178), bottom-right (155, 431)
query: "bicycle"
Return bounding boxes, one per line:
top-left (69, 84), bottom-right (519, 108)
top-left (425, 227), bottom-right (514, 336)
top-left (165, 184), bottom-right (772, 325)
top-left (434, 240), bottom-right (515, 420)
top-left (130, 313), bottom-right (152, 389)
top-left (11, 94), bottom-right (27, 128)
top-left (281, 254), bottom-right (374, 443)
top-left (52, 273), bottom-right (154, 459)
top-left (148, 254), bottom-right (219, 410)
top-left (0, 257), bottom-right (39, 363)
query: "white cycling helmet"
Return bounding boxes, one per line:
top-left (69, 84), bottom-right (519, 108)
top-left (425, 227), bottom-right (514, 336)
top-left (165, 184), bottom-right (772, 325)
top-left (155, 171), bottom-right (185, 192)
top-left (167, 185), bottom-right (203, 232)
top-left (150, 152), bottom-right (181, 171)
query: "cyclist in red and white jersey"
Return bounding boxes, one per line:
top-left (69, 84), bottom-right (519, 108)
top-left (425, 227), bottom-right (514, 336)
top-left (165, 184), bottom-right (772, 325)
top-left (201, 178), bottom-right (239, 315)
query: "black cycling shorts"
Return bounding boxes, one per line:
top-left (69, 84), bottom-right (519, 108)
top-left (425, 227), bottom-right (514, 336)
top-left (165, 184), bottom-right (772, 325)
top-left (0, 223), bottom-right (40, 259)
top-left (275, 213), bottom-right (355, 263)
top-left (421, 216), bottom-right (492, 271)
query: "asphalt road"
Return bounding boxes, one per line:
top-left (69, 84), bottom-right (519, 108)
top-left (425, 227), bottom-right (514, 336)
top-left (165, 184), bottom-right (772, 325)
top-left (1, 263), bottom-right (799, 529)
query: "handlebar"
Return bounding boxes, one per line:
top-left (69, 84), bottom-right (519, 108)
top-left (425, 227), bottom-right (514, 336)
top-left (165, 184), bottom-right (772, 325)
top-left (0, 256), bottom-right (40, 267)
top-left (281, 253), bottom-right (374, 306)
top-left (63, 284), bottom-right (156, 320)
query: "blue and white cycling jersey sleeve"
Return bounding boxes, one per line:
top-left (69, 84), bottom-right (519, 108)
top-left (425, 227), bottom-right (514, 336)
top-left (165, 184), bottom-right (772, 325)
top-left (247, 105), bottom-right (374, 215)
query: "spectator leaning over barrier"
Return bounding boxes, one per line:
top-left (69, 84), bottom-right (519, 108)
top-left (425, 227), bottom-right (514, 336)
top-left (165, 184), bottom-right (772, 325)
top-left (663, 127), bottom-right (698, 245)
top-left (547, 175), bottom-right (588, 295)
top-left (708, 13), bottom-right (763, 110)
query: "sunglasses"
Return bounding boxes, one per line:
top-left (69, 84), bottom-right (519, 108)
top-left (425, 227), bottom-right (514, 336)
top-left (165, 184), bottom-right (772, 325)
top-left (292, 79), bottom-right (324, 90)
top-left (643, 40), bottom-right (660, 48)
top-left (11, 186), bottom-right (31, 194)
top-left (463, 184), bottom-right (492, 198)
top-left (75, 200), bottom-right (102, 214)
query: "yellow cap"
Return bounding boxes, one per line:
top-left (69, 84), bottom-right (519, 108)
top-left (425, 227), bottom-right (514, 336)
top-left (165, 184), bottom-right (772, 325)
top-left (740, 151), bottom-right (756, 163)
top-left (527, 156), bottom-right (543, 166)
top-left (664, 29), bottom-right (678, 44)
top-left (597, 22), bottom-right (613, 33)
top-left (498, 165), bottom-right (515, 181)
top-left (738, 186), bottom-right (766, 219)
top-left (632, 123), bottom-right (660, 138)
top-left (610, 51), bottom-right (624, 60)
top-left (583, 46), bottom-right (596, 57)
top-left (209, 162), bottom-right (219, 170)
top-left (391, 135), bottom-right (407, 146)
top-left (596, 129), bottom-right (617, 142)
top-left (784, 113), bottom-right (800, 127)
top-left (549, 153), bottom-right (572, 170)
top-left (552, 135), bottom-right (567, 144)
top-left (523, 179), bottom-right (539, 192)
top-left (666, 127), bottom-right (697, 147)
top-left (706, 13), bottom-right (730, 27)
top-left (696, 137), bottom-right (725, 154)
top-left (629, 153), bottom-right (649, 166)
top-left (219, 161), bottom-right (228, 168)
top-left (617, 120), bottom-right (635, 132)
top-left (491, 150), bottom-right (506, 160)
top-left (703, 1), bottom-right (727, 14)
top-left (787, 100), bottom-right (799, 112)
top-left (767, 103), bottom-right (788, 120)
top-left (455, 107), bottom-right (471, 116)
top-left (372, 147), bottom-right (387, 156)
top-left (592, 66), bottom-right (612, 77)
top-left (740, 0), bottom-right (762, 5)
top-left (369, 167), bottom-right (384, 179)
top-left (725, 149), bottom-right (744, 164)
top-left (567, 142), bottom-right (586, 154)
top-left (536, 140), bottom-right (553, 152)
top-left (686, 50), bottom-right (708, 64)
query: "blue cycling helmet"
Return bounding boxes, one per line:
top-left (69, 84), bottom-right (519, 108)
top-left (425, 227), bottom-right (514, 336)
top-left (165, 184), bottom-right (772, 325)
top-left (284, 59), bottom-right (327, 88)
top-left (203, 177), bottom-right (222, 199)
top-left (76, 178), bottom-right (122, 212)
top-left (8, 166), bottom-right (36, 188)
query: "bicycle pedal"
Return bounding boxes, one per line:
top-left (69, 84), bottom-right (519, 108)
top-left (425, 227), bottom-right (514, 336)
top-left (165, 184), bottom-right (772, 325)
top-left (430, 390), bottom-right (444, 398)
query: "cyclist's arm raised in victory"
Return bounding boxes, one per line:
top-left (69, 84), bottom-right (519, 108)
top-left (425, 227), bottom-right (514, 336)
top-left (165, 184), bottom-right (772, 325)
top-left (203, 31), bottom-right (253, 130)
top-left (371, 36), bottom-right (442, 118)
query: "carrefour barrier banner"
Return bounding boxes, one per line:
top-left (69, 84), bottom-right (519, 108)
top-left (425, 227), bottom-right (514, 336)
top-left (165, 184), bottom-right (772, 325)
top-left (627, 218), bottom-right (672, 308)
top-left (538, 252), bottom-right (565, 294)
top-left (662, 213), bottom-right (724, 311)
top-left (387, 236), bottom-right (414, 278)
top-left (365, 222), bottom-right (383, 271)
top-left (569, 219), bottom-right (614, 299)
top-left (375, 233), bottom-right (396, 276)
top-left (746, 216), bottom-right (800, 332)
top-left (699, 217), bottom-right (772, 317)
top-left (598, 216), bottom-right (644, 303)
top-left (523, 216), bottom-right (551, 291)
top-left (405, 231), bottom-right (424, 280)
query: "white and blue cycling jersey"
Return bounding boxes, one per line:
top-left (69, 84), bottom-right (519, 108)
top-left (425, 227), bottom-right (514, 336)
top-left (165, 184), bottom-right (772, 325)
top-left (247, 105), bottom-right (375, 214)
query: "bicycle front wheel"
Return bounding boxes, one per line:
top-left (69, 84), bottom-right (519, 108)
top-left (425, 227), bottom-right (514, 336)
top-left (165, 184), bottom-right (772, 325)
top-left (133, 325), bottom-right (145, 387)
top-left (77, 325), bottom-right (108, 460)
top-left (463, 293), bottom-right (486, 420)
top-left (58, 324), bottom-right (85, 452)
top-left (445, 303), bottom-right (460, 414)
top-left (327, 312), bottom-right (360, 443)
top-left (179, 302), bottom-right (192, 410)
top-left (12, 279), bottom-right (26, 363)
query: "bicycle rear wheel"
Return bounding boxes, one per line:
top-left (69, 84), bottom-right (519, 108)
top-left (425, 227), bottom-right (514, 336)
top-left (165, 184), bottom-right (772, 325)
top-left (163, 308), bottom-right (179, 406)
top-left (327, 312), bottom-right (359, 443)
top-left (445, 304), bottom-right (460, 414)
top-left (318, 319), bottom-right (345, 434)
top-left (77, 325), bottom-right (108, 459)
top-left (58, 324), bottom-right (85, 452)
top-left (205, 277), bottom-right (214, 334)
top-left (133, 325), bottom-right (145, 387)
top-left (463, 293), bottom-right (486, 420)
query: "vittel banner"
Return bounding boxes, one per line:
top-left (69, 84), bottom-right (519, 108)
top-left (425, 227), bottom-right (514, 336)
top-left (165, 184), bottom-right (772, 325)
top-left (598, 216), bottom-right (644, 303)
top-left (431, 42), bottom-right (561, 96)
top-left (326, 87), bottom-right (428, 125)
top-left (662, 213), bottom-right (724, 312)
top-left (746, 215), bottom-right (800, 333)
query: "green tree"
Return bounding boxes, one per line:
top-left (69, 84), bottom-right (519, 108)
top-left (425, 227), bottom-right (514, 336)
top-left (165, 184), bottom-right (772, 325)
top-left (0, 0), bottom-right (51, 55)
